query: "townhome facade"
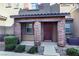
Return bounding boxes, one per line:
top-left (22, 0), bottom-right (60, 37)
top-left (10, 3), bottom-right (69, 47)
top-left (1, 3), bottom-right (79, 47)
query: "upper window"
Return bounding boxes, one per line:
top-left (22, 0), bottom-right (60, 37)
top-left (6, 3), bottom-right (12, 8)
top-left (29, 3), bottom-right (39, 10)
top-left (14, 3), bottom-right (19, 9)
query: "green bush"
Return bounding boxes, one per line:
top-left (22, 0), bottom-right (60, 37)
top-left (14, 45), bottom-right (25, 53)
top-left (4, 36), bottom-right (18, 51)
top-left (66, 48), bottom-right (79, 56)
top-left (27, 46), bottom-right (38, 54)
top-left (4, 36), bottom-right (17, 45)
top-left (5, 44), bottom-right (16, 51)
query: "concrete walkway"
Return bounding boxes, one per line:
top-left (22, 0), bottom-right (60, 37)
top-left (20, 41), bottom-right (34, 46)
top-left (41, 42), bottom-right (60, 56)
top-left (21, 41), bottom-right (60, 56)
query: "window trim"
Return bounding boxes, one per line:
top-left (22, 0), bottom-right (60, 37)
top-left (28, 3), bottom-right (39, 11)
top-left (6, 3), bottom-right (12, 8)
top-left (14, 3), bottom-right (19, 9)
top-left (65, 21), bottom-right (73, 34)
top-left (22, 23), bottom-right (34, 35)
top-left (25, 23), bottom-right (33, 35)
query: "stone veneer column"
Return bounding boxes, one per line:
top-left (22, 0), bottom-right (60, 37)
top-left (14, 22), bottom-right (21, 42)
top-left (34, 21), bottom-right (41, 46)
top-left (57, 20), bottom-right (66, 47)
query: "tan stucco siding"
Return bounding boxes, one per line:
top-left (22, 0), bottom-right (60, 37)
top-left (0, 27), bottom-right (5, 34)
top-left (22, 35), bottom-right (34, 41)
top-left (71, 8), bottom-right (79, 37)
top-left (5, 27), bottom-right (14, 34)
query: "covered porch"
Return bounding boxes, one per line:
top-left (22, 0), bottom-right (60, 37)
top-left (10, 13), bottom-right (69, 47)
top-left (21, 22), bottom-right (57, 42)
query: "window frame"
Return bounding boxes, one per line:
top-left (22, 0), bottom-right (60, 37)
top-left (28, 3), bottom-right (39, 10)
top-left (22, 23), bottom-right (34, 35)
top-left (26, 23), bottom-right (33, 34)
top-left (14, 3), bottom-right (19, 9)
top-left (65, 20), bottom-right (73, 34)
top-left (6, 3), bottom-right (12, 8)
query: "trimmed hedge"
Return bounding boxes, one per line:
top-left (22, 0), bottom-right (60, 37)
top-left (5, 44), bottom-right (16, 51)
top-left (14, 45), bottom-right (25, 53)
top-left (4, 36), bottom-right (17, 45)
top-left (27, 46), bottom-right (38, 54)
top-left (66, 48), bottom-right (79, 56)
top-left (4, 36), bottom-right (18, 51)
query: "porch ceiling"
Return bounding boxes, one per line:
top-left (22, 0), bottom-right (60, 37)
top-left (15, 19), bottom-right (61, 23)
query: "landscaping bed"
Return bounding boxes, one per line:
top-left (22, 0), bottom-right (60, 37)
top-left (4, 35), bottom-right (44, 55)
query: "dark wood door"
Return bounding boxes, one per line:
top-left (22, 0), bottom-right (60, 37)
top-left (43, 22), bottom-right (53, 41)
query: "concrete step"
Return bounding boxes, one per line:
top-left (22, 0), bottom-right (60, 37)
top-left (43, 46), bottom-right (60, 56)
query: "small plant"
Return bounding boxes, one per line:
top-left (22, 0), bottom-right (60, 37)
top-left (27, 46), bottom-right (38, 54)
top-left (5, 44), bottom-right (16, 51)
top-left (14, 45), bottom-right (25, 53)
top-left (66, 48), bottom-right (79, 56)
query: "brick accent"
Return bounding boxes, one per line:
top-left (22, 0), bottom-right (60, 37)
top-left (57, 20), bottom-right (66, 47)
top-left (14, 22), bottom-right (21, 41)
top-left (34, 22), bottom-right (41, 46)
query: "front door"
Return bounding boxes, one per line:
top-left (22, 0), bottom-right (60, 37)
top-left (43, 22), bottom-right (53, 41)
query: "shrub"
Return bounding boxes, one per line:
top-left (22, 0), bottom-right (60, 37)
top-left (14, 45), bottom-right (25, 53)
top-left (27, 46), bottom-right (38, 54)
top-left (5, 44), bottom-right (16, 51)
top-left (4, 36), bottom-right (18, 51)
top-left (4, 36), bottom-right (17, 45)
top-left (66, 48), bottom-right (79, 56)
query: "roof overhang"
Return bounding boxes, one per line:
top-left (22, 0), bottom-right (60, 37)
top-left (10, 13), bottom-right (70, 19)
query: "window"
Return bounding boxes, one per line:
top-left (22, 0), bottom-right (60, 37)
top-left (29, 3), bottom-right (39, 10)
top-left (6, 3), bottom-right (12, 8)
top-left (65, 23), bottom-right (71, 33)
top-left (25, 23), bottom-right (33, 34)
top-left (65, 21), bottom-right (73, 33)
top-left (14, 3), bottom-right (19, 9)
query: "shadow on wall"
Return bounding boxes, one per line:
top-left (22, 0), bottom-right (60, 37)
top-left (0, 34), bottom-right (15, 42)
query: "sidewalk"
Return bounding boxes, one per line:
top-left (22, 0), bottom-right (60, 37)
top-left (0, 51), bottom-right (42, 56)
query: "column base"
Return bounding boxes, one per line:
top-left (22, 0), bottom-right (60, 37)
top-left (34, 41), bottom-right (41, 46)
top-left (57, 43), bottom-right (65, 47)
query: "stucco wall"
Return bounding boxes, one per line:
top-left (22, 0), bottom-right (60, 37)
top-left (60, 3), bottom-right (75, 13)
top-left (71, 8), bottom-right (79, 37)
top-left (5, 26), bottom-right (14, 34)
top-left (0, 26), bottom-right (5, 35)
top-left (0, 3), bottom-right (24, 26)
